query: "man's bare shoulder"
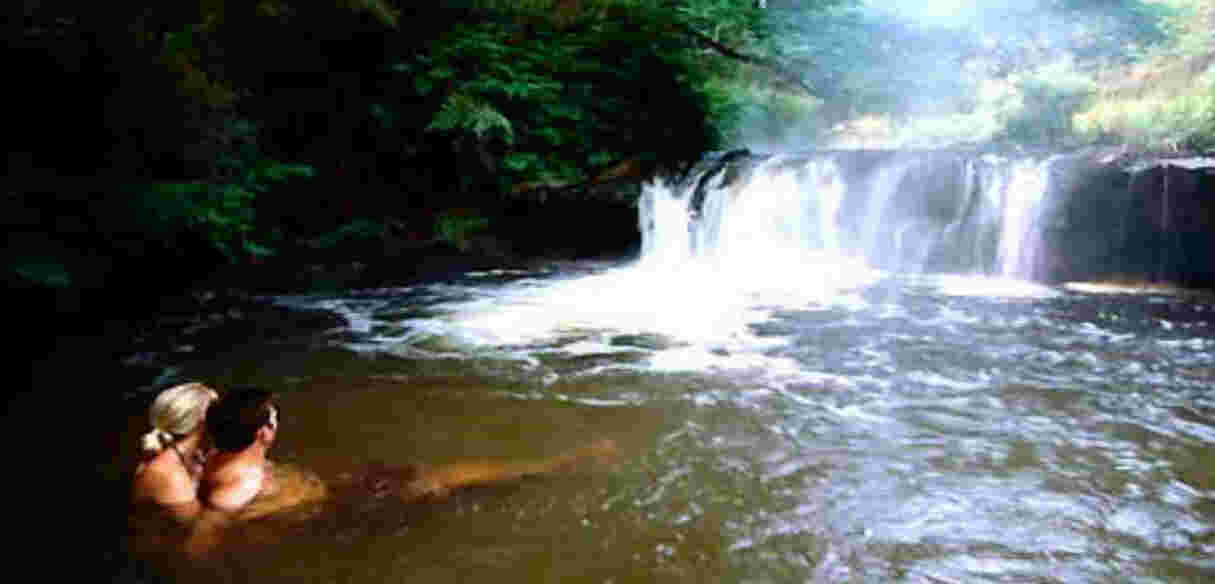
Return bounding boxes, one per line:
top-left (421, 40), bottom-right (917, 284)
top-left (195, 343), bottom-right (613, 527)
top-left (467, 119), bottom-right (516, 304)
top-left (201, 461), bottom-right (265, 513)
top-left (235, 462), bottom-right (328, 521)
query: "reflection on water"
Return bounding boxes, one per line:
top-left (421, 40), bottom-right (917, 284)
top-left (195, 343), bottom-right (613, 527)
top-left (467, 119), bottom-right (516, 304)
top-left (115, 261), bottom-right (1215, 583)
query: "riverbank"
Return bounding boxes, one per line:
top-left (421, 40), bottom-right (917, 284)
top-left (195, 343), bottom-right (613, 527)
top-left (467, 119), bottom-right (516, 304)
top-left (25, 239), bottom-right (591, 393)
top-left (18, 239), bottom-right (639, 464)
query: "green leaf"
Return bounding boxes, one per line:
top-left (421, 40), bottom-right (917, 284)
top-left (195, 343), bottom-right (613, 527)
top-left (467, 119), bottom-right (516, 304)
top-left (426, 93), bottom-right (514, 143)
top-left (243, 240), bottom-right (277, 257)
top-left (502, 152), bottom-right (540, 172)
top-left (370, 103), bottom-right (396, 129)
top-left (12, 259), bottom-right (72, 288)
top-left (545, 103), bottom-right (584, 121)
top-left (436, 212), bottom-right (490, 252)
top-left (302, 219), bottom-right (387, 249)
top-left (163, 25), bottom-right (195, 55)
top-left (589, 151), bottom-right (615, 166)
top-left (416, 77), bottom-right (435, 95)
top-left (535, 126), bottom-right (565, 145)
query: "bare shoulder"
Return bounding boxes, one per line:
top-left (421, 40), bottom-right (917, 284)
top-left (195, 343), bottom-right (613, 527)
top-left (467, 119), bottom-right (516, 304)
top-left (201, 462), bottom-right (265, 513)
top-left (133, 453), bottom-right (194, 505)
top-left (236, 462), bottom-right (328, 521)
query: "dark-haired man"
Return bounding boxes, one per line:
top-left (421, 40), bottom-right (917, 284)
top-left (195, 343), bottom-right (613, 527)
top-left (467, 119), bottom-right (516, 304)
top-left (187, 387), bottom-right (304, 556)
top-left (197, 387), bottom-right (285, 514)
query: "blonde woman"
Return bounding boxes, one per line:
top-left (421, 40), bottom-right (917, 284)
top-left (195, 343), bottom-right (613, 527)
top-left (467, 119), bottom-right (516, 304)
top-left (131, 382), bottom-right (219, 522)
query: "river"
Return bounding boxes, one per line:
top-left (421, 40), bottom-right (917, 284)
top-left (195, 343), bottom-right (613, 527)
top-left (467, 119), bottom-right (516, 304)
top-left (110, 155), bottom-right (1215, 583)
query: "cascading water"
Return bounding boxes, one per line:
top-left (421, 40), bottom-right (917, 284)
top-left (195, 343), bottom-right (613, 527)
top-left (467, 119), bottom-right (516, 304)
top-left (302, 149), bottom-right (1073, 374)
top-left (997, 158), bottom-right (1051, 279)
top-left (638, 155), bottom-right (875, 299)
top-left (690, 157), bottom-right (850, 278)
top-left (814, 161), bottom-right (845, 254)
top-left (637, 180), bottom-right (693, 268)
top-left (856, 160), bottom-right (917, 267)
top-left (641, 152), bottom-right (1054, 281)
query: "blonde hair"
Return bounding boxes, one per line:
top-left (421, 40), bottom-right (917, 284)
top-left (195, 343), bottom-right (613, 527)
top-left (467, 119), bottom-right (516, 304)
top-left (139, 382), bottom-right (219, 454)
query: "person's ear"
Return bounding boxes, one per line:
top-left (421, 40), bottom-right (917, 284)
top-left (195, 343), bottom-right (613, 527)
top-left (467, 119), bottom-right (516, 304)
top-left (256, 424), bottom-right (276, 444)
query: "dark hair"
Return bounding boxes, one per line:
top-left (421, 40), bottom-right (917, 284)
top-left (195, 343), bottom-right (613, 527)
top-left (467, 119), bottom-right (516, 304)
top-left (206, 387), bottom-right (274, 452)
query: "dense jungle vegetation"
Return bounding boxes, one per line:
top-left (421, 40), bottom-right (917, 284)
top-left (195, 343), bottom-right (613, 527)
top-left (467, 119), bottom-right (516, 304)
top-left (9, 0), bottom-right (1215, 325)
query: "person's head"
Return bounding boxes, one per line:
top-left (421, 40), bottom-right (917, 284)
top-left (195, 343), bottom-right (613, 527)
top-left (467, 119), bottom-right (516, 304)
top-left (206, 387), bottom-right (279, 453)
top-left (140, 382), bottom-right (220, 454)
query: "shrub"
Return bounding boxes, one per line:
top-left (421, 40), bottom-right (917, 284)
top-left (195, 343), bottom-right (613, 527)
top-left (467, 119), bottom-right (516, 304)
top-left (996, 64), bottom-right (1097, 147)
top-left (436, 210), bottom-right (492, 252)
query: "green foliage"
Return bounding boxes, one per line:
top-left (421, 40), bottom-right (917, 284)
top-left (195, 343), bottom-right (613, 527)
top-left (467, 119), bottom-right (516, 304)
top-left (675, 0), bottom-right (769, 45)
top-left (12, 258), bottom-right (73, 289)
top-left (1067, 1), bottom-right (1214, 150)
top-left (381, 4), bottom-right (734, 192)
top-left (998, 65), bottom-right (1097, 146)
top-left (427, 92), bottom-right (515, 143)
top-left (302, 218), bottom-right (389, 249)
top-left (1030, 0), bottom-right (1173, 62)
top-left (337, 0), bottom-right (401, 27)
top-left (131, 121), bottom-right (314, 260)
top-left (436, 211), bottom-right (491, 251)
top-left (502, 152), bottom-right (542, 172)
top-left (135, 182), bottom-right (250, 258)
top-left (726, 81), bottom-right (823, 147)
top-left (753, 0), bottom-right (1189, 147)
top-left (369, 103), bottom-right (397, 129)
top-left (249, 159), bottom-right (315, 184)
top-left (765, 3), bottom-right (973, 120)
top-left (1157, 0), bottom-right (1215, 57)
top-left (1075, 76), bottom-right (1215, 150)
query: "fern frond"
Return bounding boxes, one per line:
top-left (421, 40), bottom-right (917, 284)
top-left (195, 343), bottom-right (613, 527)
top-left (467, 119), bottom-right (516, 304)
top-left (338, 0), bottom-right (400, 28)
top-left (426, 93), bottom-right (515, 143)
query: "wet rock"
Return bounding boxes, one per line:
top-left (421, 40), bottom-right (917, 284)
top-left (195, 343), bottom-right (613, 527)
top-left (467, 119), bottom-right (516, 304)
top-left (373, 307), bottom-right (439, 321)
top-left (403, 334), bottom-right (467, 354)
top-left (371, 324), bottom-right (411, 337)
top-left (534, 350), bottom-right (649, 374)
top-left (610, 333), bottom-right (680, 351)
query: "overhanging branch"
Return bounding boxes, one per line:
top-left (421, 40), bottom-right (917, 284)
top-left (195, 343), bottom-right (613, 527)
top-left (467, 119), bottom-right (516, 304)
top-left (679, 25), bottom-right (819, 100)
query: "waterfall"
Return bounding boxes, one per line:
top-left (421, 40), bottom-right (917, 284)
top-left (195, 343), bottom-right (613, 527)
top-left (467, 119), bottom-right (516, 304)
top-left (638, 180), bottom-right (693, 269)
top-left (857, 160), bottom-right (916, 265)
top-left (936, 158), bottom-right (984, 272)
top-left (997, 159), bottom-right (1050, 279)
top-left (642, 157), bottom-right (851, 275)
top-left (640, 151), bottom-right (1057, 282)
top-left (802, 158), bottom-right (845, 253)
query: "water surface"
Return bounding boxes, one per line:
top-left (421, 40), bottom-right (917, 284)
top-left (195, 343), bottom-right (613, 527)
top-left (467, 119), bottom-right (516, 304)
top-left (116, 258), bottom-right (1215, 583)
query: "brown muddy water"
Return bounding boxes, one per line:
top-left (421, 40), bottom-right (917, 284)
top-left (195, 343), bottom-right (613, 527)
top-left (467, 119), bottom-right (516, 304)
top-left (100, 262), bottom-right (1215, 583)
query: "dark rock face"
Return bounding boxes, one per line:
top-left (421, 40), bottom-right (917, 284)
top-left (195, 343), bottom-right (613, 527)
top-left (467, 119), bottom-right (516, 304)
top-left (686, 149), bottom-right (762, 217)
top-left (1039, 153), bottom-right (1215, 286)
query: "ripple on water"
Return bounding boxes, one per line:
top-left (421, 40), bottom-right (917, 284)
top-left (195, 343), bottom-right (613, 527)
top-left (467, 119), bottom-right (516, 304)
top-left (246, 264), bottom-right (1215, 584)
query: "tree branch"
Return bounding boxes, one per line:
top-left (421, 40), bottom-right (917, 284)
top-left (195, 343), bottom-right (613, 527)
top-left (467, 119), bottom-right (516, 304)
top-left (677, 24), bottom-right (819, 99)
